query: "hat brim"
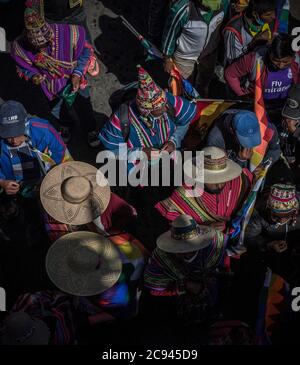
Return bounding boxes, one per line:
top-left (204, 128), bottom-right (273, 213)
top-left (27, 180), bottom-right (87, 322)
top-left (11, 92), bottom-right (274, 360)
top-left (1, 318), bottom-right (50, 345)
top-left (46, 232), bottom-right (122, 297)
top-left (282, 106), bottom-right (300, 121)
top-left (156, 226), bottom-right (214, 253)
top-left (204, 159), bottom-right (242, 184)
top-left (0, 123), bottom-right (25, 139)
top-left (40, 161), bottom-right (111, 225)
top-left (236, 132), bottom-right (261, 148)
top-left (184, 158), bottom-right (242, 184)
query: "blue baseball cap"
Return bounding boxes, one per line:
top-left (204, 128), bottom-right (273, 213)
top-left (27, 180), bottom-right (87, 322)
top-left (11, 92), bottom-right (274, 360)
top-left (0, 100), bottom-right (27, 139)
top-left (232, 111), bottom-right (261, 148)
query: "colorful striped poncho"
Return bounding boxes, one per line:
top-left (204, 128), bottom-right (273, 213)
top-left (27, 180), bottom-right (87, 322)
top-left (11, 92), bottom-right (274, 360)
top-left (11, 290), bottom-right (77, 345)
top-left (99, 93), bottom-right (197, 171)
top-left (155, 169), bottom-right (252, 232)
top-left (11, 23), bottom-right (92, 100)
top-left (144, 231), bottom-right (227, 296)
top-left (76, 233), bottom-right (149, 319)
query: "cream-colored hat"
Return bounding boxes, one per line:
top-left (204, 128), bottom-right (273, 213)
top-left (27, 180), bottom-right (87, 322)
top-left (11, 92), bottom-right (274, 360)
top-left (46, 232), bottom-right (122, 297)
top-left (185, 147), bottom-right (242, 184)
top-left (40, 161), bottom-right (111, 225)
top-left (156, 214), bottom-right (215, 253)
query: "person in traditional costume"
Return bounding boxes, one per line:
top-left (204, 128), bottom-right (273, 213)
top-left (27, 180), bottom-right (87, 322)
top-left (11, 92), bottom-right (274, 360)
top-left (11, 5), bottom-right (100, 147)
top-left (40, 161), bottom-right (148, 329)
top-left (0, 291), bottom-right (78, 345)
top-left (0, 100), bottom-right (68, 244)
top-left (39, 161), bottom-right (138, 243)
top-left (245, 183), bottom-right (300, 284)
top-left (156, 147), bottom-right (252, 233)
top-left (143, 214), bottom-right (227, 326)
top-left (245, 183), bottom-right (300, 253)
top-left (45, 231), bottom-right (147, 327)
top-left (99, 66), bottom-right (197, 173)
top-left (29, 0), bottom-right (92, 42)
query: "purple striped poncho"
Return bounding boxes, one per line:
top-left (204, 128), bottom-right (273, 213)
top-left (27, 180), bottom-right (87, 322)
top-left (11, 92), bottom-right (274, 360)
top-left (11, 23), bottom-right (92, 100)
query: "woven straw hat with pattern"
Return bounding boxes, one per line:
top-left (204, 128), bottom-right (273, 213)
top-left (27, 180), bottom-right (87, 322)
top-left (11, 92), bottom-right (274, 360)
top-left (157, 214), bottom-right (216, 253)
top-left (46, 231), bottom-right (122, 296)
top-left (40, 161), bottom-right (111, 225)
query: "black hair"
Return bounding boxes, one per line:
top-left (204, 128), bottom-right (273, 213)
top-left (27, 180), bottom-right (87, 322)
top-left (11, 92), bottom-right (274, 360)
top-left (246, 0), bottom-right (276, 17)
top-left (270, 33), bottom-right (295, 59)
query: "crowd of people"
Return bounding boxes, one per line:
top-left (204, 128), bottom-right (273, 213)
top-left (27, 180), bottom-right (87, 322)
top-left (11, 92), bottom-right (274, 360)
top-left (0, 0), bottom-right (300, 346)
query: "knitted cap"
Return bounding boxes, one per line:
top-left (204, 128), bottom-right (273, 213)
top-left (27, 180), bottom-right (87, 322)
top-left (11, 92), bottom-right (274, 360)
top-left (24, 6), bottom-right (53, 47)
top-left (267, 184), bottom-right (299, 215)
top-left (136, 65), bottom-right (166, 116)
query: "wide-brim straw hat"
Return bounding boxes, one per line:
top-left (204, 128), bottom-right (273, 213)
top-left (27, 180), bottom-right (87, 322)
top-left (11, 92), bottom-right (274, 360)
top-left (46, 231), bottom-right (122, 297)
top-left (40, 161), bottom-right (111, 225)
top-left (1, 312), bottom-right (50, 345)
top-left (184, 146), bottom-right (242, 184)
top-left (156, 214), bottom-right (215, 253)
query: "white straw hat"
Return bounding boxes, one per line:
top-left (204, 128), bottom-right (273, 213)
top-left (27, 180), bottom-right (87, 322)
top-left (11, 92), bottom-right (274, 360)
top-left (40, 161), bottom-right (111, 225)
top-left (46, 232), bottom-right (122, 297)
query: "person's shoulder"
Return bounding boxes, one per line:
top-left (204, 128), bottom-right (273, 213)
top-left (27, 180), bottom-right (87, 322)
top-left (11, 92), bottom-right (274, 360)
top-left (166, 92), bottom-right (191, 107)
top-left (29, 116), bottom-right (50, 127)
top-left (166, 92), bottom-right (192, 117)
top-left (166, 92), bottom-right (176, 105)
top-left (170, 0), bottom-right (189, 14)
top-left (53, 22), bottom-right (83, 35)
top-left (28, 117), bottom-right (52, 135)
top-left (173, 0), bottom-right (189, 8)
top-left (11, 34), bottom-right (26, 50)
top-left (224, 12), bottom-right (244, 29)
